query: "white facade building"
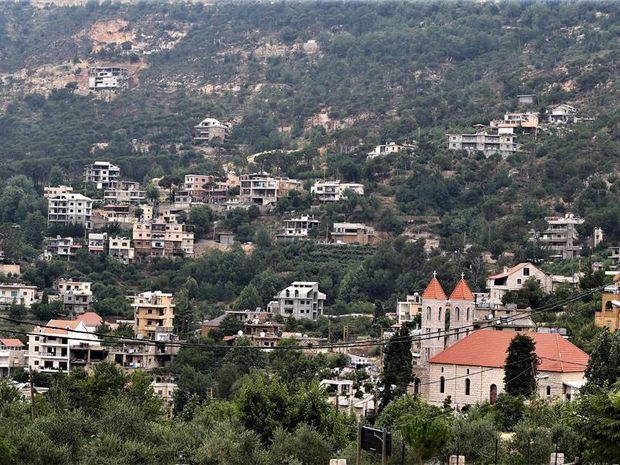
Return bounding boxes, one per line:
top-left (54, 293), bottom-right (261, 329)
top-left (311, 180), bottom-right (365, 202)
top-left (54, 279), bottom-right (93, 316)
top-left (44, 185), bottom-right (74, 199)
top-left (367, 142), bottom-right (414, 159)
top-left (447, 133), bottom-right (519, 158)
top-left (268, 282), bottom-right (326, 321)
top-left (88, 66), bottom-right (128, 91)
top-left (28, 319), bottom-right (103, 373)
top-left (0, 283), bottom-right (38, 308)
top-left (84, 161), bottom-right (120, 189)
top-left (48, 193), bottom-right (93, 229)
top-left (486, 262), bottom-right (553, 306)
top-left (0, 338), bottom-right (26, 378)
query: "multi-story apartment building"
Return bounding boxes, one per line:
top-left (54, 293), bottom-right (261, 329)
top-left (490, 112), bottom-right (540, 134)
top-left (596, 278), bottom-right (620, 331)
top-left (0, 283), bottom-right (38, 308)
top-left (268, 282), bottom-right (326, 321)
top-left (0, 338), bottom-right (26, 378)
top-left (239, 173), bottom-right (302, 206)
top-left (44, 185), bottom-right (73, 198)
top-left (311, 180), bottom-right (365, 202)
top-left (181, 174), bottom-right (228, 203)
top-left (28, 319), bottom-right (105, 373)
top-left (108, 236), bottom-right (135, 264)
top-left (132, 219), bottom-right (194, 259)
top-left (103, 181), bottom-right (146, 204)
top-left (193, 118), bottom-right (231, 142)
top-left (88, 66), bottom-right (129, 91)
top-left (54, 279), bottom-right (93, 316)
top-left (367, 142), bottom-right (414, 159)
top-left (278, 216), bottom-right (321, 241)
top-left (131, 291), bottom-right (175, 339)
top-left (88, 232), bottom-right (108, 255)
top-left (48, 193), bottom-right (93, 229)
top-left (108, 339), bottom-right (179, 371)
top-left (331, 222), bottom-right (377, 245)
top-left (447, 133), bottom-right (519, 158)
top-left (396, 293), bottom-right (422, 326)
top-left (530, 214), bottom-right (585, 259)
top-left (84, 161), bottom-right (120, 189)
top-left (44, 236), bottom-right (83, 261)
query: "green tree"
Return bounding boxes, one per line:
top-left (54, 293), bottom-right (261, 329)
top-left (585, 330), bottom-right (620, 388)
top-left (577, 383), bottom-right (620, 463)
top-left (504, 334), bottom-right (539, 398)
top-left (399, 412), bottom-right (451, 465)
top-left (233, 284), bottom-right (263, 311)
top-left (380, 327), bottom-right (413, 409)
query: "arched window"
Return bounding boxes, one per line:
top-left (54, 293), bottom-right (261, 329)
top-left (465, 378), bottom-right (471, 396)
top-left (295, 290), bottom-right (299, 297)
top-left (427, 306), bottom-right (431, 320)
top-left (606, 301), bottom-right (613, 310)
top-left (466, 307), bottom-right (470, 320)
top-left (490, 384), bottom-right (498, 404)
top-left (546, 386), bottom-right (551, 396)
top-left (455, 307), bottom-right (460, 321)
top-left (285, 290), bottom-right (290, 297)
top-left (438, 307), bottom-right (442, 321)
top-left (440, 376), bottom-right (445, 394)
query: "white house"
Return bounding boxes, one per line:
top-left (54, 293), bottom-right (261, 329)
top-left (268, 282), bottom-right (326, 321)
top-left (0, 283), bottom-right (38, 308)
top-left (48, 193), bottom-right (93, 230)
top-left (28, 319), bottom-right (103, 373)
top-left (486, 262), bottom-right (553, 306)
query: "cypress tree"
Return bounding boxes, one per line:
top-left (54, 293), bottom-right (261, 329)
top-left (504, 334), bottom-right (539, 398)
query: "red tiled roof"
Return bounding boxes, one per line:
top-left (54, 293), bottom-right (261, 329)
top-left (0, 338), bottom-right (24, 348)
top-left (429, 330), bottom-right (589, 373)
top-left (487, 263), bottom-right (529, 280)
top-left (422, 276), bottom-right (447, 300)
top-left (75, 312), bottom-right (103, 327)
top-left (449, 278), bottom-right (475, 301)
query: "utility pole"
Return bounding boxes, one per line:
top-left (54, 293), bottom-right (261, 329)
top-left (29, 367), bottom-right (36, 421)
top-left (381, 428), bottom-right (388, 465)
top-left (328, 320), bottom-right (333, 349)
top-left (356, 422), bottom-right (363, 465)
top-left (379, 327), bottom-right (384, 365)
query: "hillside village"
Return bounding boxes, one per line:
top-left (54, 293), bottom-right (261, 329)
top-left (0, 1), bottom-right (619, 464)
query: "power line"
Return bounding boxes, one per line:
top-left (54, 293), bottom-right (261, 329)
top-left (0, 285), bottom-right (603, 352)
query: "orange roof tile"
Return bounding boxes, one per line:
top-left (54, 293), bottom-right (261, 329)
top-left (0, 338), bottom-right (24, 348)
top-left (429, 330), bottom-right (589, 373)
top-left (487, 263), bottom-right (529, 280)
top-left (75, 312), bottom-right (103, 327)
top-left (449, 277), bottom-right (475, 301)
top-left (422, 275), bottom-right (447, 300)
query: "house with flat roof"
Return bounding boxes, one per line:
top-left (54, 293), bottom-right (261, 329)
top-left (331, 222), bottom-right (376, 245)
top-left (311, 180), bottom-right (364, 202)
top-left (0, 338), bottom-right (26, 378)
top-left (84, 161), bottom-right (120, 190)
top-left (0, 283), bottom-right (38, 308)
top-left (268, 282), bottom-right (326, 321)
top-left (194, 118), bottom-right (231, 142)
top-left (48, 193), bottom-right (93, 230)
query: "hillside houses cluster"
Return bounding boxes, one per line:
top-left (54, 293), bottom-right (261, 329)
top-left (447, 102), bottom-right (593, 158)
top-left (41, 159), bottom-right (380, 262)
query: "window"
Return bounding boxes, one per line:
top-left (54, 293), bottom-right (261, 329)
top-left (438, 307), bottom-right (442, 320)
top-left (426, 306), bottom-right (431, 320)
top-left (465, 378), bottom-right (471, 396)
top-left (523, 267), bottom-right (530, 276)
top-left (546, 386), bottom-right (551, 396)
top-left (517, 279), bottom-right (522, 284)
top-left (455, 307), bottom-right (460, 320)
top-left (440, 376), bottom-right (445, 394)
top-left (466, 308), bottom-right (470, 320)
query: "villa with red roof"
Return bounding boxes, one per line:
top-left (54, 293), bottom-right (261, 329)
top-left (0, 338), bottom-right (26, 377)
top-left (486, 262), bottom-right (553, 305)
top-left (27, 318), bottom-right (105, 373)
top-left (427, 329), bottom-right (589, 409)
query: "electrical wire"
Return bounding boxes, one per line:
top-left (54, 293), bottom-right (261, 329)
top-left (0, 285), bottom-right (604, 352)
